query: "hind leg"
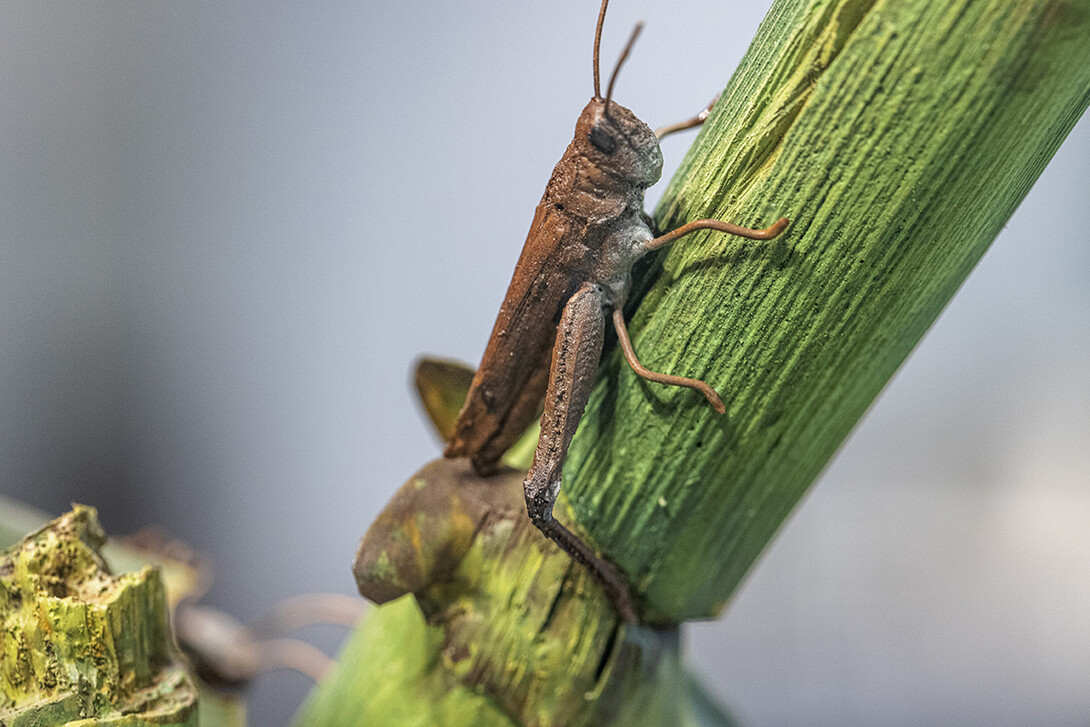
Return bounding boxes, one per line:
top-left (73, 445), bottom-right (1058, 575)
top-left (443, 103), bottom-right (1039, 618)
top-left (524, 283), bottom-right (637, 623)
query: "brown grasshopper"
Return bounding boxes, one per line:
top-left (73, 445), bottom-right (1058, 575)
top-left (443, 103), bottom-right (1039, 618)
top-left (444, 0), bottom-right (789, 623)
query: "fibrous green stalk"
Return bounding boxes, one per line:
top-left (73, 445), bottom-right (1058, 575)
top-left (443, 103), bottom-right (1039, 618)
top-left (297, 0), bottom-right (1090, 724)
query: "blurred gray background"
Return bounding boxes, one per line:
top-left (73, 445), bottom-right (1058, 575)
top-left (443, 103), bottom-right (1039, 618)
top-left (1, 2), bottom-right (1087, 725)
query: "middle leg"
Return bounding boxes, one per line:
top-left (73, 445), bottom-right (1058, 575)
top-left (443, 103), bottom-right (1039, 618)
top-left (612, 308), bottom-right (725, 413)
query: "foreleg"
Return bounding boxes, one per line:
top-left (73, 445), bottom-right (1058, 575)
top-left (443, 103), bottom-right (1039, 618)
top-left (654, 93), bottom-right (719, 140)
top-left (644, 216), bottom-right (790, 252)
top-left (623, 212), bottom-right (789, 410)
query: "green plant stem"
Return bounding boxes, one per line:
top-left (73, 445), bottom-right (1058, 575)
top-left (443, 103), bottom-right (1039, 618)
top-left (566, 0), bottom-right (1090, 621)
top-left (0, 506), bottom-right (200, 726)
top-left (298, 0), bottom-right (1090, 724)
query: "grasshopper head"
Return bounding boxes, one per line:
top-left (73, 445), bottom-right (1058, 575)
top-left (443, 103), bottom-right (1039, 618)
top-left (581, 2), bottom-right (662, 188)
top-left (575, 98), bottom-right (663, 188)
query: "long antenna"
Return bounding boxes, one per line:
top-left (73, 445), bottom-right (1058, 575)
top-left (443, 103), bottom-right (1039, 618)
top-left (593, 0), bottom-right (609, 98)
top-left (604, 21), bottom-right (643, 114)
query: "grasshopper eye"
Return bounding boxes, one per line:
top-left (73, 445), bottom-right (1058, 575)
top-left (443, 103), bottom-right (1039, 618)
top-left (588, 125), bottom-right (617, 154)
